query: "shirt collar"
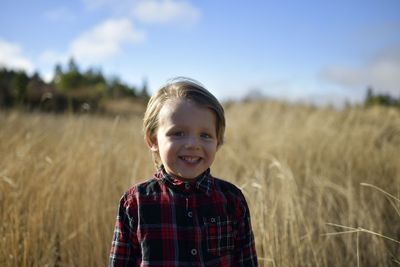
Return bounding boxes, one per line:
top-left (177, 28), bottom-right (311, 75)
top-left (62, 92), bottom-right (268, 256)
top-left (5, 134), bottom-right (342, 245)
top-left (154, 166), bottom-right (213, 195)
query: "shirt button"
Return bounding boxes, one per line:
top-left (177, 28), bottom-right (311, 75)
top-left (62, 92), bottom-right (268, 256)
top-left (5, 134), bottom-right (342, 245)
top-left (187, 211), bottom-right (192, 218)
top-left (191, 249), bottom-right (197, 256)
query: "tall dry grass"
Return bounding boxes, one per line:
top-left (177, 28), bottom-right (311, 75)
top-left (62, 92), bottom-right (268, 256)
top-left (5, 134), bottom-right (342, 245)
top-left (0, 101), bottom-right (399, 266)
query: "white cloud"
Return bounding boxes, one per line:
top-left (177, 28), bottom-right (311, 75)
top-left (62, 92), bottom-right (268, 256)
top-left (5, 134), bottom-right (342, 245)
top-left (320, 66), bottom-right (364, 87)
top-left (44, 7), bottom-right (76, 22)
top-left (36, 18), bottom-right (146, 72)
top-left (81, 0), bottom-right (201, 26)
top-left (132, 0), bottom-right (200, 25)
top-left (0, 39), bottom-right (34, 73)
top-left (41, 69), bottom-right (55, 83)
top-left (70, 18), bottom-right (146, 62)
top-left (320, 45), bottom-right (400, 96)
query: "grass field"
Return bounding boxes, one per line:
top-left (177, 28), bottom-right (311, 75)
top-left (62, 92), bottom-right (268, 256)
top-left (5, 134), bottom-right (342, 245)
top-left (1, 101), bottom-right (399, 266)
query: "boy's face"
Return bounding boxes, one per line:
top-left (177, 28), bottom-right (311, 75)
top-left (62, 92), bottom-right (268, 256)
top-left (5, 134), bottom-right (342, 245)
top-left (149, 99), bottom-right (219, 180)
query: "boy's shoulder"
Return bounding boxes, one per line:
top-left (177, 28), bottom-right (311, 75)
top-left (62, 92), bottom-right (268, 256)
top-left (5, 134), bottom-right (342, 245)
top-left (125, 177), bottom-right (161, 196)
top-left (119, 178), bottom-right (159, 206)
top-left (211, 176), bottom-right (244, 197)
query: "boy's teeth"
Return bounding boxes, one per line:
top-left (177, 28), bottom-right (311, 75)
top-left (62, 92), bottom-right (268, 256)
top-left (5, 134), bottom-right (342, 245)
top-left (181, 156), bottom-right (199, 162)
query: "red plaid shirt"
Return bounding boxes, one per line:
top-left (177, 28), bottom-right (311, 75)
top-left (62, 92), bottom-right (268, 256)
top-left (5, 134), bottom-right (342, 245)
top-left (109, 168), bottom-right (258, 267)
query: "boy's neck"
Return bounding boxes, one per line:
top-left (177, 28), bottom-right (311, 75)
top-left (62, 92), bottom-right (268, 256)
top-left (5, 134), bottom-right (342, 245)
top-left (160, 165), bottom-right (207, 183)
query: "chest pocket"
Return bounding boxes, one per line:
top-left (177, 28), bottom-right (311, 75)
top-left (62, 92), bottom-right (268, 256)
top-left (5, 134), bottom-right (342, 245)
top-left (203, 216), bottom-right (234, 255)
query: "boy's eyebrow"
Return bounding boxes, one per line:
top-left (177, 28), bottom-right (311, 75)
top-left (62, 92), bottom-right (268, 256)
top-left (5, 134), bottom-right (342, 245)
top-left (199, 127), bottom-right (215, 132)
top-left (165, 125), bottom-right (215, 132)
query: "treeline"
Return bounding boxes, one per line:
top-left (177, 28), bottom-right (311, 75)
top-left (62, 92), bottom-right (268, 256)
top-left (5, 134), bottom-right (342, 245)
top-left (0, 58), bottom-right (149, 113)
top-left (364, 87), bottom-right (400, 108)
top-left (1, 60), bottom-right (399, 112)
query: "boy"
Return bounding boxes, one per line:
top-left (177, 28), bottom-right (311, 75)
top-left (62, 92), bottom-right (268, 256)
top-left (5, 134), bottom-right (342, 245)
top-left (109, 78), bottom-right (258, 267)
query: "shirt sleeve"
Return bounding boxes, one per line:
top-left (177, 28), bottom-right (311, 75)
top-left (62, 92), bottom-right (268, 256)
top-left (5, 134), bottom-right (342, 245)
top-left (109, 191), bottom-right (141, 267)
top-left (234, 190), bottom-right (258, 267)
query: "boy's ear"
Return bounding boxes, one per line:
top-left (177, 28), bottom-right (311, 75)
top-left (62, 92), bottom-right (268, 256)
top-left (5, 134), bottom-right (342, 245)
top-left (146, 135), bottom-right (158, 152)
top-left (216, 143), bottom-right (222, 151)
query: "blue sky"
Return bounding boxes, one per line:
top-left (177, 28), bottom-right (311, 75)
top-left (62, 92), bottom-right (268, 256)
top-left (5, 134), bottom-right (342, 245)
top-left (1, 0), bottom-right (399, 105)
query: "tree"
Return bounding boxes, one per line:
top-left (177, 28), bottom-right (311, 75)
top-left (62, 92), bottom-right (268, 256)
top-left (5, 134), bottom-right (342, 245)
top-left (109, 77), bottom-right (136, 99)
top-left (364, 86), bottom-right (400, 108)
top-left (138, 77), bottom-right (149, 99)
top-left (53, 63), bottom-right (63, 83)
top-left (10, 71), bottom-right (29, 104)
top-left (0, 68), bottom-right (15, 106)
top-left (54, 58), bottom-right (84, 91)
top-left (68, 58), bottom-right (79, 73)
top-left (84, 67), bottom-right (106, 86)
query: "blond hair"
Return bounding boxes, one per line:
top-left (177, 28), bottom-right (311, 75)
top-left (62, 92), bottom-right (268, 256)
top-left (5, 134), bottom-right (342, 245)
top-left (143, 78), bottom-right (225, 164)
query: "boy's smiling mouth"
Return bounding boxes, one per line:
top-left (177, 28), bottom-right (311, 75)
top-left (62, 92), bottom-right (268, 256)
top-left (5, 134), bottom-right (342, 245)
top-left (179, 156), bottom-right (201, 163)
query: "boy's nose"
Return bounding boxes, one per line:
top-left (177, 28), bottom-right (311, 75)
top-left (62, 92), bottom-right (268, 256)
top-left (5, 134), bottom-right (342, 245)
top-left (184, 136), bottom-right (200, 150)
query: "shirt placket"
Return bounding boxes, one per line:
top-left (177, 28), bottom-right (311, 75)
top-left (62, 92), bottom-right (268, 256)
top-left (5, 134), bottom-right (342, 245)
top-left (183, 182), bottom-right (202, 264)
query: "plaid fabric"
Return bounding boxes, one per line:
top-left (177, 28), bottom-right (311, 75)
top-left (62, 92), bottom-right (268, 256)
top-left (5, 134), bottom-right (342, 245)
top-left (109, 168), bottom-right (258, 267)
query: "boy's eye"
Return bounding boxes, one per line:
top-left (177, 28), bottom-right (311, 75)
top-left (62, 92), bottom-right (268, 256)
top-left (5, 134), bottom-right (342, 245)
top-left (201, 133), bottom-right (212, 139)
top-left (172, 131), bottom-right (184, 136)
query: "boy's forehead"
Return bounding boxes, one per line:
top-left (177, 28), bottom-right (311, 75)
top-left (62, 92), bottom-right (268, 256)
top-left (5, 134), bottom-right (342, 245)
top-left (160, 99), bottom-right (203, 115)
top-left (158, 99), bottom-right (182, 119)
top-left (158, 99), bottom-right (215, 124)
